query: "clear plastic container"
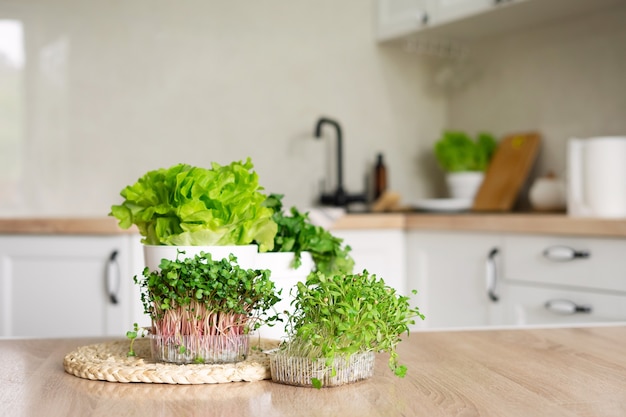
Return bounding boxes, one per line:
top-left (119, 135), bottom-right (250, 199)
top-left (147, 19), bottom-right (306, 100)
top-left (150, 334), bottom-right (249, 364)
top-left (269, 350), bottom-right (375, 387)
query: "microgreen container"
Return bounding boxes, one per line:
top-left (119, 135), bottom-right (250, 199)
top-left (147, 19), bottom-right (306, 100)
top-left (269, 350), bottom-right (375, 387)
top-left (150, 334), bottom-right (249, 364)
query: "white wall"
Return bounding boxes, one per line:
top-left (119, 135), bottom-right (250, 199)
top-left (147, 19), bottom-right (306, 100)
top-left (445, 3), bottom-right (626, 182)
top-left (0, 0), bottom-right (445, 216)
top-left (2, 1), bottom-right (624, 216)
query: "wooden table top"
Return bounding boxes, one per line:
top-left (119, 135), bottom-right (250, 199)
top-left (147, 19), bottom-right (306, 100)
top-left (1, 325), bottom-right (625, 417)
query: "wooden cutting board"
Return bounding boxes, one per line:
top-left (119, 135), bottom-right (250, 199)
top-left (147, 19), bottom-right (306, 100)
top-left (472, 132), bottom-right (541, 212)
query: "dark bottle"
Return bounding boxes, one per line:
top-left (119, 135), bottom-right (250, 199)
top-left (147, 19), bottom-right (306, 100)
top-left (374, 153), bottom-right (387, 200)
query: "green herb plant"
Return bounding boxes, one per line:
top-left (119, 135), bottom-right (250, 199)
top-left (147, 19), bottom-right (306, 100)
top-left (126, 322), bottom-right (148, 357)
top-left (434, 131), bottom-right (497, 172)
top-left (109, 158), bottom-right (277, 251)
top-left (280, 270), bottom-right (424, 388)
top-left (136, 251), bottom-right (281, 363)
top-left (262, 194), bottom-right (355, 276)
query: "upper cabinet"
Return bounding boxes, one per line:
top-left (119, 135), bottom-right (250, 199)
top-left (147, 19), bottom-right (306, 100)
top-left (376, 0), bottom-right (626, 43)
top-left (426, 0), bottom-right (497, 26)
top-left (376, 0), bottom-right (430, 42)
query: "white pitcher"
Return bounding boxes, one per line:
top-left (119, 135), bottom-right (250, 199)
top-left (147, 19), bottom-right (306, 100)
top-left (567, 136), bottom-right (626, 218)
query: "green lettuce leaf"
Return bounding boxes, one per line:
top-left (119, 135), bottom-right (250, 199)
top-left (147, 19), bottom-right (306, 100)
top-left (110, 158), bottom-right (277, 251)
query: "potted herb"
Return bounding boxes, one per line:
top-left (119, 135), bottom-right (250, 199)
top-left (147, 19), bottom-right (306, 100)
top-left (137, 251), bottom-right (281, 364)
top-left (255, 194), bottom-right (355, 339)
top-left (434, 131), bottom-right (497, 200)
top-left (109, 158), bottom-right (278, 269)
top-left (263, 193), bottom-right (354, 275)
top-left (269, 270), bottom-right (424, 388)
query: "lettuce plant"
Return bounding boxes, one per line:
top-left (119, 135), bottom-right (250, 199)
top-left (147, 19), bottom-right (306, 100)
top-left (110, 158), bottom-right (277, 251)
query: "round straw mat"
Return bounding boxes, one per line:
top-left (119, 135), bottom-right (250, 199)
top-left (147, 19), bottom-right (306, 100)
top-left (64, 337), bottom-right (279, 384)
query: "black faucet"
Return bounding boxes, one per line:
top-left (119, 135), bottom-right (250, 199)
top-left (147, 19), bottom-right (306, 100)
top-left (314, 117), bottom-right (367, 207)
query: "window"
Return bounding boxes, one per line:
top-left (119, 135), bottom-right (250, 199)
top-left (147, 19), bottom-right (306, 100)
top-left (0, 19), bottom-right (24, 209)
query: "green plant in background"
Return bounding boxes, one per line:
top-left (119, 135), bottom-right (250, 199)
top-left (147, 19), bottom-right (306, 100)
top-left (434, 131), bottom-right (497, 172)
top-left (109, 158), bottom-right (277, 251)
top-left (262, 194), bottom-right (354, 276)
top-left (136, 251), bottom-right (281, 362)
top-left (280, 270), bottom-right (424, 387)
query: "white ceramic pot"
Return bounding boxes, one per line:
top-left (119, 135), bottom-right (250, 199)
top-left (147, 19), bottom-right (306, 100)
top-left (255, 252), bottom-right (315, 340)
top-left (446, 171), bottom-right (484, 200)
top-left (529, 175), bottom-right (566, 211)
top-left (143, 244), bottom-right (259, 271)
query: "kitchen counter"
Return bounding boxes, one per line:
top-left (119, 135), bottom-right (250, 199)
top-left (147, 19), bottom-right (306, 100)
top-left (0, 217), bottom-right (137, 235)
top-left (332, 212), bottom-right (626, 237)
top-left (1, 325), bottom-right (625, 417)
top-left (2, 213), bottom-right (626, 237)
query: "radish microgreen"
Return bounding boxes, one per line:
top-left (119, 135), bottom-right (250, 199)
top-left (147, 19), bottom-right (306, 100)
top-left (135, 251), bottom-right (281, 363)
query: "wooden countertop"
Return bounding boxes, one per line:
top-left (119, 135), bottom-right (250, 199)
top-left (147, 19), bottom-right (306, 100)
top-left (0, 217), bottom-right (137, 235)
top-left (2, 213), bottom-right (626, 237)
top-left (334, 212), bottom-right (626, 237)
top-left (1, 325), bottom-right (625, 417)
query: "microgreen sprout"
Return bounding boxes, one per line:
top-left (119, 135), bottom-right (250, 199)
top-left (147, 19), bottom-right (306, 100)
top-left (126, 322), bottom-right (147, 357)
top-left (135, 251), bottom-right (281, 363)
top-left (281, 270), bottom-right (424, 387)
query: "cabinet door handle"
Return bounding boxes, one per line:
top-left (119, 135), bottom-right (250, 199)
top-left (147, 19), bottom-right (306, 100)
top-left (486, 247), bottom-right (499, 302)
top-left (544, 299), bottom-right (592, 315)
top-left (106, 250), bottom-right (120, 305)
top-left (543, 246), bottom-right (590, 262)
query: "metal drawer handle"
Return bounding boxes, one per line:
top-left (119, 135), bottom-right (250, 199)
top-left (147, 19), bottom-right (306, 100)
top-left (545, 299), bottom-right (592, 315)
top-left (106, 250), bottom-right (120, 305)
top-left (543, 246), bottom-right (590, 262)
top-left (486, 247), bottom-right (499, 302)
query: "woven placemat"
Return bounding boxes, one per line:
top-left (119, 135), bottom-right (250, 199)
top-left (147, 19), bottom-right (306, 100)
top-left (64, 337), bottom-right (279, 385)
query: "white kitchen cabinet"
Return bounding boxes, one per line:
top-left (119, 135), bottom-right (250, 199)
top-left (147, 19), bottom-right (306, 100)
top-left (3, 225), bottom-right (624, 338)
top-left (376, 0), bottom-right (622, 43)
top-left (405, 230), bottom-right (626, 330)
top-left (502, 235), bottom-right (626, 293)
top-left (425, 0), bottom-right (498, 26)
top-left (497, 284), bottom-right (626, 326)
top-left (0, 234), bottom-right (146, 338)
top-left (406, 231), bottom-right (504, 329)
top-left (376, 0), bottom-right (520, 41)
top-left (333, 229), bottom-right (407, 296)
top-left (499, 234), bottom-right (626, 326)
top-left (377, 0), bottom-right (430, 42)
